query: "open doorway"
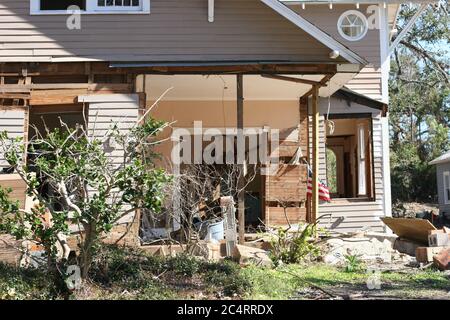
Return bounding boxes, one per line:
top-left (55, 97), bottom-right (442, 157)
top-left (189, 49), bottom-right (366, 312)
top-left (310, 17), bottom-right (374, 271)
top-left (27, 104), bottom-right (87, 209)
top-left (325, 115), bottom-right (374, 200)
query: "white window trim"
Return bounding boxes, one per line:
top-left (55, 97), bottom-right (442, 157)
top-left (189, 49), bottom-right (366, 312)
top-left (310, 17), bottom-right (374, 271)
top-left (337, 10), bottom-right (368, 42)
top-left (30, 0), bottom-right (150, 15)
top-left (357, 124), bottom-right (367, 196)
top-left (444, 171), bottom-right (450, 205)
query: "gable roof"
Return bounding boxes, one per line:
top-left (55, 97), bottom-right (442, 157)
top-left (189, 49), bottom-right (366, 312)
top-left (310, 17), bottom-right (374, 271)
top-left (335, 87), bottom-right (388, 111)
top-left (261, 0), bottom-right (368, 65)
top-left (429, 151), bottom-right (450, 165)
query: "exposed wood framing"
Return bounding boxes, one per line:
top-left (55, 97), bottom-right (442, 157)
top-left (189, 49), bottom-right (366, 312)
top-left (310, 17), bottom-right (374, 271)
top-left (0, 62), bottom-right (337, 77)
top-left (261, 74), bottom-right (324, 86)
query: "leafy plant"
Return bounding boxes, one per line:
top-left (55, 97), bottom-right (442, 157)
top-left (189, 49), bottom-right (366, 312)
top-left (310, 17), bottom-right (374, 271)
top-left (343, 254), bottom-right (365, 273)
top-left (0, 115), bottom-right (170, 282)
top-left (269, 223), bottom-right (321, 265)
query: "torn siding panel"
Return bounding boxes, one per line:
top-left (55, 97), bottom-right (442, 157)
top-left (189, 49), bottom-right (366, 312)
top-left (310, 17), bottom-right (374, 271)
top-left (0, 108), bottom-right (26, 170)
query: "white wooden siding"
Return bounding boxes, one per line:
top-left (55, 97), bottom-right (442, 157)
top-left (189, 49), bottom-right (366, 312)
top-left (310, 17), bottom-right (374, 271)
top-left (82, 94), bottom-right (141, 167)
top-left (345, 67), bottom-right (383, 101)
top-left (81, 94), bottom-right (141, 225)
top-left (0, 108), bottom-right (25, 169)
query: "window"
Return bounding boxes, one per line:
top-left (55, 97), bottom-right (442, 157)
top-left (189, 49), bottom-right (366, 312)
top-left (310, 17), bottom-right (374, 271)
top-left (95, 0), bottom-right (143, 11)
top-left (40, 0), bottom-right (86, 10)
top-left (31, 0), bottom-right (150, 14)
top-left (444, 171), bottom-right (450, 204)
top-left (337, 10), bottom-right (368, 41)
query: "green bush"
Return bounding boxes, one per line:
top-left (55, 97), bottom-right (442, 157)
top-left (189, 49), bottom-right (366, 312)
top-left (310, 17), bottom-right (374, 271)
top-left (269, 224), bottom-right (321, 265)
top-left (343, 254), bottom-right (366, 273)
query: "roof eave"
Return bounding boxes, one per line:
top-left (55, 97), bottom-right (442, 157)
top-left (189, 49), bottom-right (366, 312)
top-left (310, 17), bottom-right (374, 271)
top-left (261, 0), bottom-right (368, 66)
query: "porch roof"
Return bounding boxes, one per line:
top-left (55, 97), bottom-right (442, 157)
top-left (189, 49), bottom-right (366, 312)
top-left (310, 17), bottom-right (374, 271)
top-left (334, 87), bottom-right (387, 111)
top-left (429, 152), bottom-right (450, 165)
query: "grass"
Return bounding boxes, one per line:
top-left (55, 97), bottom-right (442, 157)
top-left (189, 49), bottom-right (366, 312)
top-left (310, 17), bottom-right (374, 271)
top-left (243, 263), bottom-right (450, 300)
top-left (0, 245), bottom-right (253, 300)
top-left (0, 246), bottom-right (448, 300)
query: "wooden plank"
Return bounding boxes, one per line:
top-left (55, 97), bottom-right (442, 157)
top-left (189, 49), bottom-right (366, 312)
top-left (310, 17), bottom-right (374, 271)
top-left (266, 207), bottom-right (307, 225)
top-left (0, 62), bottom-right (337, 77)
top-left (382, 218), bottom-right (436, 245)
top-left (0, 174), bottom-right (27, 208)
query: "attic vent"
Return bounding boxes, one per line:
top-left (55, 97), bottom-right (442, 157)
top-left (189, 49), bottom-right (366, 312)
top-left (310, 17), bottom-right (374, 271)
top-left (40, 0), bottom-right (86, 10)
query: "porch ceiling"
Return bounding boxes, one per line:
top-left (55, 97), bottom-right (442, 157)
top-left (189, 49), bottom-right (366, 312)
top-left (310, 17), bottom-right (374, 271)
top-left (146, 72), bottom-right (356, 101)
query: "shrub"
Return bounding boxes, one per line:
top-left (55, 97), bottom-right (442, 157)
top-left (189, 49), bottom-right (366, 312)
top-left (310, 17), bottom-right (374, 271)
top-left (269, 223), bottom-right (321, 265)
top-left (343, 254), bottom-right (366, 273)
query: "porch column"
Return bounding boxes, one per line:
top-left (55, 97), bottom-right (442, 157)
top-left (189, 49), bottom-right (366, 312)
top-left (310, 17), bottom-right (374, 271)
top-left (311, 85), bottom-right (320, 223)
top-left (237, 74), bottom-right (245, 244)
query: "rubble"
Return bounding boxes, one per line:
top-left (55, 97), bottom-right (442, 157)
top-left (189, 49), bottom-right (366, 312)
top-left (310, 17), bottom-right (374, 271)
top-left (323, 232), bottom-right (414, 267)
top-left (232, 244), bottom-right (273, 267)
top-left (433, 248), bottom-right (450, 271)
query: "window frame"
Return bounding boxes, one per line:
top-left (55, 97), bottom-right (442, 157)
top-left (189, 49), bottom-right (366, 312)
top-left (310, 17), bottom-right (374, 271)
top-left (337, 10), bottom-right (368, 42)
top-left (30, 0), bottom-right (150, 15)
top-left (444, 171), bottom-right (450, 205)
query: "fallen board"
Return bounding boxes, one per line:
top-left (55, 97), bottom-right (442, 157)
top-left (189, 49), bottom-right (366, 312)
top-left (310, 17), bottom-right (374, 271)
top-left (381, 218), bottom-right (436, 245)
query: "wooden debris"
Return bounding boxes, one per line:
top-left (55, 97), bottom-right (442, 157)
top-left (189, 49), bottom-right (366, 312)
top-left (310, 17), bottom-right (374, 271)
top-left (382, 218), bottom-right (436, 244)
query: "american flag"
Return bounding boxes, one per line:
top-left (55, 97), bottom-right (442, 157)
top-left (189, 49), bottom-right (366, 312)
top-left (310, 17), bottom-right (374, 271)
top-left (306, 166), bottom-right (331, 202)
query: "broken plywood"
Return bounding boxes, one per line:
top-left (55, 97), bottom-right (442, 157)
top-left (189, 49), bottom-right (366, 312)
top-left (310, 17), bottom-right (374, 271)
top-left (381, 218), bottom-right (436, 245)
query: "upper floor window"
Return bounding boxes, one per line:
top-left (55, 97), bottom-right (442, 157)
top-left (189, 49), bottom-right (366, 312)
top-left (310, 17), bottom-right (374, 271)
top-left (31, 0), bottom-right (150, 14)
top-left (95, 0), bottom-right (143, 12)
top-left (337, 10), bottom-right (368, 42)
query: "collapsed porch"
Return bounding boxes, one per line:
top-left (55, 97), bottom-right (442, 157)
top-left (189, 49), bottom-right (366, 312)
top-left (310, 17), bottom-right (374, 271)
top-left (0, 61), bottom-right (359, 246)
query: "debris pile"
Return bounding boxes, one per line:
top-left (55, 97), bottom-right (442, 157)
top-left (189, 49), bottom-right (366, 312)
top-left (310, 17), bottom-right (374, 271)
top-left (323, 234), bottom-right (412, 267)
top-left (382, 218), bottom-right (450, 271)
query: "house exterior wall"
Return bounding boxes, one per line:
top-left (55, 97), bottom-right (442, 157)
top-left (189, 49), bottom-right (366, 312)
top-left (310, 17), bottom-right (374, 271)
top-left (309, 96), bottom-right (385, 232)
top-left (292, 4), bottom-right (384, 101)
top-left (436, 162), bottom-right (450, 216)
top-left (151, 100), bottom-right (302, 168)
top-left (0, 108), bottom-right (26, 171)
top-left (0, 0), bottom-right (348, 63)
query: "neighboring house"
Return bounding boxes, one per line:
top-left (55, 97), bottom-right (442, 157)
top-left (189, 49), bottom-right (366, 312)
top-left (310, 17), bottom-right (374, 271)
top-left (0, 0), bottom-right (433, 239)
top-left (430, 152), bottom-right (450, 219)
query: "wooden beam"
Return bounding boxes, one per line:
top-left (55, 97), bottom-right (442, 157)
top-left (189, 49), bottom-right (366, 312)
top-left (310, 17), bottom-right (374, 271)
top-left (0, 83), bottom-right (132, 91)
top-left (261, 74), bottom-right (324, 86)
top-left (0, 62), bottom-right (337, 77)
top-left (302, 74), bottom-right (334, 98)
top-left (237, 74), bottom-right (245, 245)
top-left (311, 85), bottom-right (320, 224)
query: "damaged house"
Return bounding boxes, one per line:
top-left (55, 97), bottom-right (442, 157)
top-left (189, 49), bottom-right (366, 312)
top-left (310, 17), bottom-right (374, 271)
top-left (0, 0), bottom-right (432, 247)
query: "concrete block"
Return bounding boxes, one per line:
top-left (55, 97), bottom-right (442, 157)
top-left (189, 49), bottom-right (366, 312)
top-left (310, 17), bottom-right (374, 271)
top-left (428, 233), bottom-right (450, 247)
top-left (393, 238), bottom-right (422, 256)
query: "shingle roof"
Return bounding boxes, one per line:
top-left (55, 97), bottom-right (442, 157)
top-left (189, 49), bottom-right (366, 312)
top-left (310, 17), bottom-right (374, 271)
top-left (429, 151), bottom-right (450, 165)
